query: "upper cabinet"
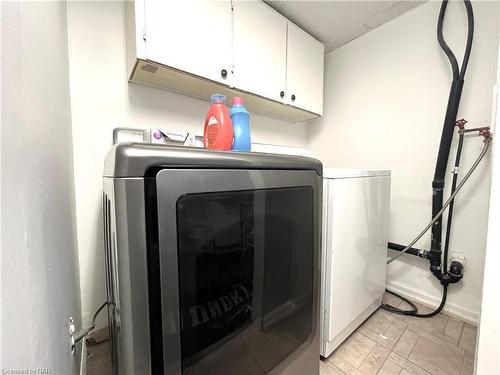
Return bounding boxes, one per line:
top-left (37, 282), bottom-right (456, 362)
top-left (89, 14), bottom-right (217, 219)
top-left (144, 0), bottom-right (233, 85)
top-left (232, 1), bottom-right (287, 103)
top-left (286, 22), bottom-right (324, 116)
top-left (126, 0), bottom-right (324, 122)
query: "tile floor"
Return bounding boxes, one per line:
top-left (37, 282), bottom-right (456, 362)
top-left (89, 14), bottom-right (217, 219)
top-left (87, 294), bottom-right (477, 375)
top-left (321, 293), bottom-right (477, 375)
top-left (86, 332), bottom-right (112, 375)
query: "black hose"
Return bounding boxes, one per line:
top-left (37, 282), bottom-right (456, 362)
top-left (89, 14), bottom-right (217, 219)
top-left (381, 290), bottom-right (417, 315)
top-left (380, 286), bottom-right (448, 317)
top-left (436, 0), bottom-right (473, 80)
top-left (383, 0), bottom-right (474, 318)
top-left (459, 0), bottom-right (474, 80)
top-left (437, 0), bottom-right (459, 80)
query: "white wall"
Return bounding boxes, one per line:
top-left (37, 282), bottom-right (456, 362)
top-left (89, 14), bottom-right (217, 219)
top-left (65, 1), bottom-right (309, 329)
top-left (308, 1), bottom-right (499, 324)
top-left (476, 38), bottom-right (500, 374)
top-left (1, 2), bottom-right (81, 373)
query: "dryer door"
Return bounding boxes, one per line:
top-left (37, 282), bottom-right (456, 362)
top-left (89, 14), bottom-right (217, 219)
top-left (147, 169), bottom-right (320, 375)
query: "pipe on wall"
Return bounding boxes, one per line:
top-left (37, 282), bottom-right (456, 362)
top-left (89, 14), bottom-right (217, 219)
top-left (387, 242), bottom-right (428, 258)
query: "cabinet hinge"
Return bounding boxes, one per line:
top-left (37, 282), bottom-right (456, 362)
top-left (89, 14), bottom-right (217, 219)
top-left (142, 27), bottom-right (147, 42)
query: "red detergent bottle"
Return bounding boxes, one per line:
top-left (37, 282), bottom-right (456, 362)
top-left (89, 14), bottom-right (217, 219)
top-left (203, 94), bottom-right (233, 151)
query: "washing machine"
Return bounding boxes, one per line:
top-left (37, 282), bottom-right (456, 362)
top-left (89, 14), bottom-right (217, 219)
top-left (320, 168), bottom-right (391, 358)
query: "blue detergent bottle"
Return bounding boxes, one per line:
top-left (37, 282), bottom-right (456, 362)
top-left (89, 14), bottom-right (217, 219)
top-left (230, 97), bottom-right (251, 152)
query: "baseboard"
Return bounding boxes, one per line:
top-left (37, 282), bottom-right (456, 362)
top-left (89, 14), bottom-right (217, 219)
top-left (385, 281), bottom-right (479, 326)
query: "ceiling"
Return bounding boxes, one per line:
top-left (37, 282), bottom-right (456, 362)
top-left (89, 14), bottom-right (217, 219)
top-left (265, 1), bottom-right (425, 52)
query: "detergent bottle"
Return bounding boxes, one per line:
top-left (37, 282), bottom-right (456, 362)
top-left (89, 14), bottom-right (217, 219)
top-left (230, 97), bottom-right (251, 152)
top-left (203, 94), bottom-right (233, 151)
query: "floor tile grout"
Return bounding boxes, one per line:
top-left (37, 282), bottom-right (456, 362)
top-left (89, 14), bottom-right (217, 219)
top-left (404, 325), bottom-right (419, 359)
top-left (458, 349), bottom-right (467, 375)
top-left (408, 339), bottom-right (419, 359)
top-left (457, 323), bottom-right (466, 349)
top-left (392, 326), bottom-right (431, 375)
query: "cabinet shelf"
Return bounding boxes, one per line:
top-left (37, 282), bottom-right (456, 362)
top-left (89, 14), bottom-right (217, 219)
top-left (131, 59), bottom-right (320, 123)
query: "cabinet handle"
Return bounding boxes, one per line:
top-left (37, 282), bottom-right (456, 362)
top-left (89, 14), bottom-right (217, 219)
top-left (291, 94), bottom-right (296, 101)
top-left (280, 91), bottom-right (285, 98)
top-left (221, 69), bottom-right (228, 79)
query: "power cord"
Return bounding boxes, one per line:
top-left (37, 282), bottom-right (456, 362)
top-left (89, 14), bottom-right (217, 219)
top-left (382, 287), bottom-right (448, 318)
top-left (71, 301), bottom-right (108, 351)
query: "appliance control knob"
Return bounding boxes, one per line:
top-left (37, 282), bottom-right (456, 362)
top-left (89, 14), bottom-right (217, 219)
top-left (280, 91), bottom-right (285, 98)
top-left (221, 69), bottom-right (228, 79)
top-left (291, 94), bottom-right (296, 101)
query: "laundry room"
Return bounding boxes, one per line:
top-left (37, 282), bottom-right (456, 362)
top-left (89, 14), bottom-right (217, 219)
top-left (1, 1), bottom-right (500, 375)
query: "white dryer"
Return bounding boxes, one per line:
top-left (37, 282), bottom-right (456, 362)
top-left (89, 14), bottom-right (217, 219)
top-left (320, 168), bottom-right (391, 358)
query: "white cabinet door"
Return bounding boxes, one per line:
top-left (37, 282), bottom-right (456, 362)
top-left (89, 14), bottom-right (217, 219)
top-left (286, 22), bottom-right (324, 115)
top-left (144, 0), bottom-right (232, 85)
top-left (233, 1), bottom-right (287, 103)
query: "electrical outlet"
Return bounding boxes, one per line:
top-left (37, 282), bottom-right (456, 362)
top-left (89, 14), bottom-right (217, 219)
top-left (451, 251), bottom-right (466, 268)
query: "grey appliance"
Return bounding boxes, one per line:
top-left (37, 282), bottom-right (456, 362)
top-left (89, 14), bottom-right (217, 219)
top-left (103, 144), bottom-right (322, 375)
